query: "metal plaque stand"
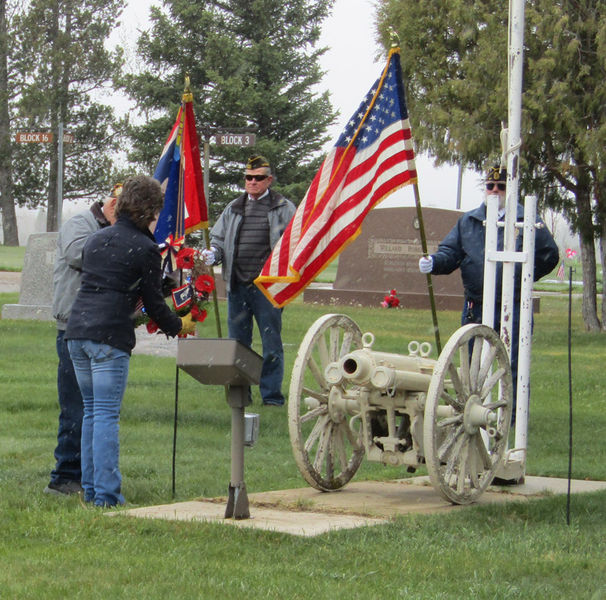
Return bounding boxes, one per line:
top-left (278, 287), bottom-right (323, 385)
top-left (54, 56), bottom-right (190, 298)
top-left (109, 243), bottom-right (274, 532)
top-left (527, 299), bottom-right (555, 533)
top-left (177, 338), bottom-right (262, 519)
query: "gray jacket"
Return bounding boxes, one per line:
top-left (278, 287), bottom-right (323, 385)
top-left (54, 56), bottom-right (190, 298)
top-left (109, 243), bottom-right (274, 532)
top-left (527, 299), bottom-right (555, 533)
top-left (210, 189), bottom-right (296, 293)
top-left (52, 204), bottom-right (109, 330)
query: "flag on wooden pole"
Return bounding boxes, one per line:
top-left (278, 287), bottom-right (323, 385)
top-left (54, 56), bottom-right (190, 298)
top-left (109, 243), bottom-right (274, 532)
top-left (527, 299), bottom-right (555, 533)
top-left (153, 82), bottom-right (207, 244)
top-left (255, 47), bottom-right (417, 307)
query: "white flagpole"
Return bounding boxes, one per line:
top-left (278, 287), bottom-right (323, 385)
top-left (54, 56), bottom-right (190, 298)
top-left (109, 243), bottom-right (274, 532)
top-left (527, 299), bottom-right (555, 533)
top-left (498, 0), bottom-right (530, 481)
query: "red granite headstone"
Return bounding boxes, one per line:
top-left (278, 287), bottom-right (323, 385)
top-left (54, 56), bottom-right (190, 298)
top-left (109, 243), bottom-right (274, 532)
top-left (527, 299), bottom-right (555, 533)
top-left (303, 206), bottom-right (465, 309)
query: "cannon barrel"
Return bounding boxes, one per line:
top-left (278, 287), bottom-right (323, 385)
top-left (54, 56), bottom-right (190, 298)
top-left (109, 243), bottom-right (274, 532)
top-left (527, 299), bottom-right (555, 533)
top-left (325, 346), bottom-right (435, 392)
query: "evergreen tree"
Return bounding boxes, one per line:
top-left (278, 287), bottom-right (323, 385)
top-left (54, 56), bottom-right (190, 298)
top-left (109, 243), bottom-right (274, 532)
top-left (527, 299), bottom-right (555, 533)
top-left (123, 0), bottom-right (337, 218)
top-left (377, 0), bottom-right (606, 331)
top-left (0, 0), bottom-right (20, 244)
top-left (11, 0), bottom-right (127, 232)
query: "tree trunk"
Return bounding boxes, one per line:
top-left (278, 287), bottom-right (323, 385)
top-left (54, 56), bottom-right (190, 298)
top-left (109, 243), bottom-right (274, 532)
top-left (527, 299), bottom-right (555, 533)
top-left (579, 236), bottom-right (600, 331)
top-left (45, 0), bottom-right (60, 233)
top-left (600, 222), bottom-right (606, 331)
top-left (573, 165), bottom-right (601, 331)
top-left (0, 0), bottom-right (18, 245)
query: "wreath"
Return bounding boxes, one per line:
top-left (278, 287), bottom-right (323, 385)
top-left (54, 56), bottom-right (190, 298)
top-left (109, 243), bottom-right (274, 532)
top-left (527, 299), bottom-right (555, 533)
top-left (135, 244), bottom-right (215, 337)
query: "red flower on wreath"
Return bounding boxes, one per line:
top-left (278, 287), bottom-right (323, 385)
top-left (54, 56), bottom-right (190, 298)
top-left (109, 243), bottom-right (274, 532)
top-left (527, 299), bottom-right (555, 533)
top-left (381, 289), bottom-right (400, 308)
top-left (146, 320), bottom-right (159, 334)
top-left (194, 274), bottom-right (215, 294)
top-left (176, 247), bottom-right (196, 270)
top-left (190, 304), bottom-right (208, 323)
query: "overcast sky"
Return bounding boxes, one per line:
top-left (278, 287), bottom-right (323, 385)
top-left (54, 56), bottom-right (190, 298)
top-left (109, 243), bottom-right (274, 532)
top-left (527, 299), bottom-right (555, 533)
top-left (114, 0), bottom-right (486, 211)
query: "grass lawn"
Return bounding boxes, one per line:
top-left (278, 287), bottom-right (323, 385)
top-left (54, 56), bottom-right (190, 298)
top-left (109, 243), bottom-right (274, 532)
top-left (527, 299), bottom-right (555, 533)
top-left (1, 291), bottom-right (605, 599)
top-left (0, 245), bottom-right (26, 271)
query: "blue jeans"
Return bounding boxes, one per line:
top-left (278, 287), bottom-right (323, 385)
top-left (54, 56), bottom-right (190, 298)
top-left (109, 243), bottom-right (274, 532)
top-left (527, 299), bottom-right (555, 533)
top-left (228, 282), bottom-right (285, 405)
top-left (68, 339), bottom-right (130, 507)
top-left (50, 330), bottom-right (84, 485)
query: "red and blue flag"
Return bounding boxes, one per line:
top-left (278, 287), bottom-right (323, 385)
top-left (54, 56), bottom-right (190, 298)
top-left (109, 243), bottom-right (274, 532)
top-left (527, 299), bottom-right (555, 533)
top-left (153, 94), bottom-right (207, 244)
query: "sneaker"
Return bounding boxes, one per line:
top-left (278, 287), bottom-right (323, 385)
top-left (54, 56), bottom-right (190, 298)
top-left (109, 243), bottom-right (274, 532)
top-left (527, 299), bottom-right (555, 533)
top-left (44, 480), bottom-right (84, 496)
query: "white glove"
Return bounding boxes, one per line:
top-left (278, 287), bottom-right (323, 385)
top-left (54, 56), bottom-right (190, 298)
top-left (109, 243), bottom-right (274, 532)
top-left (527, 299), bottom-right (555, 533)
top-left (418, 256), bottom-right (433, 274)
top-left (201, 247), bottom-right (216, 266)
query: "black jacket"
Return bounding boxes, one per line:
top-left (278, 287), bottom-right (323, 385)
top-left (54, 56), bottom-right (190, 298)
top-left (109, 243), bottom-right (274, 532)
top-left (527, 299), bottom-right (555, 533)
top-left (65, 215), bottom-right (182, 354)
top-left (431, 202), bottom-right (560, 304)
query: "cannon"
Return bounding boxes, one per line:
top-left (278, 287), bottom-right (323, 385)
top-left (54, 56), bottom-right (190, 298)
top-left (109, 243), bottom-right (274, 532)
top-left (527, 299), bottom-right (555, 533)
top-left (288, 314), bottom-right (513, 504)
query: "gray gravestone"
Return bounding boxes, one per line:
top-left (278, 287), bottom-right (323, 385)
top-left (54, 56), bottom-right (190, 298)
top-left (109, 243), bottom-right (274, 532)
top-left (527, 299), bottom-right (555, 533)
top-left (2, 232), bottom-right (57, 321)
top-left (304, 206), bottom-right (465, 309)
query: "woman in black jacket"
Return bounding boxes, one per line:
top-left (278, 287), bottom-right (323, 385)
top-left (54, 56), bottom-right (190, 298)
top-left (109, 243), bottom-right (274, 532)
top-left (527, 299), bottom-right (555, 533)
top-left (66, 175), bottom-right (195, 507)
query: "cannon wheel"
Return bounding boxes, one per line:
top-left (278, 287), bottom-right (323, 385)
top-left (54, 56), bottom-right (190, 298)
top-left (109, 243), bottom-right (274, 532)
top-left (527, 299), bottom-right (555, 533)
top-left (288, 313), bottom-right (365, 491)
top-left (424, 324), bottom-right (513, 504)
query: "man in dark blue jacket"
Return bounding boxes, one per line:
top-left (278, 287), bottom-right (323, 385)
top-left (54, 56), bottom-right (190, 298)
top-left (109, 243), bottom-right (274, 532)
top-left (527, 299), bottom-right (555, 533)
top-left (419, 166), bottom-right (560, 412)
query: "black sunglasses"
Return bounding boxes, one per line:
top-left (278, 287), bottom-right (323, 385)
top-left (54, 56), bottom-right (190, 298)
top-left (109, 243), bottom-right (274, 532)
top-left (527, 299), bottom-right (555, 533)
top-left (486, 182), bottom-right (506, 191)
top-left (245, 174), bottom-right (269, 182)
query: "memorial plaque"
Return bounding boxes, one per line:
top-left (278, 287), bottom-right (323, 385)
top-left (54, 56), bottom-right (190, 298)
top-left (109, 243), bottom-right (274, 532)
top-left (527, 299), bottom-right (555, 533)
top-left (304, 206), bottom-right (465, 309)
top-left (2, 232), bottom-right (57, 321)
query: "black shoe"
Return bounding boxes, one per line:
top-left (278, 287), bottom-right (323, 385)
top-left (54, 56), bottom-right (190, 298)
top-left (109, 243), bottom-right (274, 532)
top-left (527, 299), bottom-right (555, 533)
top-left (491, 476), bottom-right (522, 486)
top-left (44, 480), bottom-right (84, 496)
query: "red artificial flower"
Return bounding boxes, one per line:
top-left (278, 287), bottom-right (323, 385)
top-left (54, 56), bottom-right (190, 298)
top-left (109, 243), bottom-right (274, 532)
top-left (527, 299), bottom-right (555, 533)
top-left (190, 305), bottom-right (208, 323)
top-left (381, 289), bottom-right (400, 308)
top-left (146, 320), bottom-right (159, 334)
top-left (194, 274), bottom-right (215, 294)
top-left (176, 247), bottom-right (196, 270)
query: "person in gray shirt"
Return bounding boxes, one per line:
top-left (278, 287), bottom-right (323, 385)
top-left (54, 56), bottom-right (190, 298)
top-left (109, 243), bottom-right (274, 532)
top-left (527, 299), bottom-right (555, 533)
top-left (44, 184), bottom-right (120, 496)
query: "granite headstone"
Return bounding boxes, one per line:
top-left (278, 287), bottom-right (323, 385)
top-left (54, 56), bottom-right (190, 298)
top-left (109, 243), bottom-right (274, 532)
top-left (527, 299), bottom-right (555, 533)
top-left (303, 206), bottom-right (465, 309)
top-left (2, 232), bottom-right (57, 321)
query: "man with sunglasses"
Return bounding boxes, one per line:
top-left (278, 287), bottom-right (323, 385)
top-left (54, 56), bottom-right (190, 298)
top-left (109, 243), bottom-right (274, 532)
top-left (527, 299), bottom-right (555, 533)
top-left (418, 165), bottom-right (559, 418)
top-left (201, 156), bottom-right (296, 406)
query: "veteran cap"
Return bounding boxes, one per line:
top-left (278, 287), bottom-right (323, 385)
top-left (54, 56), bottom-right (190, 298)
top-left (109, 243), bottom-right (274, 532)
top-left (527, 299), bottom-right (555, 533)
top-left (486, 165), bottom-right (506, 182)
top-left (246, 155), bottom-right (270, 170)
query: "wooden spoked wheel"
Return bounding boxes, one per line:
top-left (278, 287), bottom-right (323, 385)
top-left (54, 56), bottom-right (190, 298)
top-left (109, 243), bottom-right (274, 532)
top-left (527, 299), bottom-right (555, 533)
top-left (288, 314), bottom-right (365, 491)
top-left (424, 324), bottom-right (513, 504)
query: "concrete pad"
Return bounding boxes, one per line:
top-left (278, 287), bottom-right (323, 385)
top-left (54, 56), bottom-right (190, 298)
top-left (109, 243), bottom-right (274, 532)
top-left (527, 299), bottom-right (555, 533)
top-left (112, 476), bottom-right (606, 536)
top-left (491, 475), bottom-right (606, 496)
top-left (110, 500), bottom-right (387, 536)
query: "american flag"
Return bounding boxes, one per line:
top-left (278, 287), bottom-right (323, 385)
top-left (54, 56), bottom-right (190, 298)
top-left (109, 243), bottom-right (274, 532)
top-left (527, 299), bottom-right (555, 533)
top-left (255, 48), bottom-right (417, 307)
top-left (557, 260), bottom-right (565, 281)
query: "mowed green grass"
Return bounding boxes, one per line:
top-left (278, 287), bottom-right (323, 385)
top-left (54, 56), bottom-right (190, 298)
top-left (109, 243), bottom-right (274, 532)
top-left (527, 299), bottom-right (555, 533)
top-left (0, 292), bottom-right (605, 599)
top-left (0, 245), bottom-right (26, 271)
